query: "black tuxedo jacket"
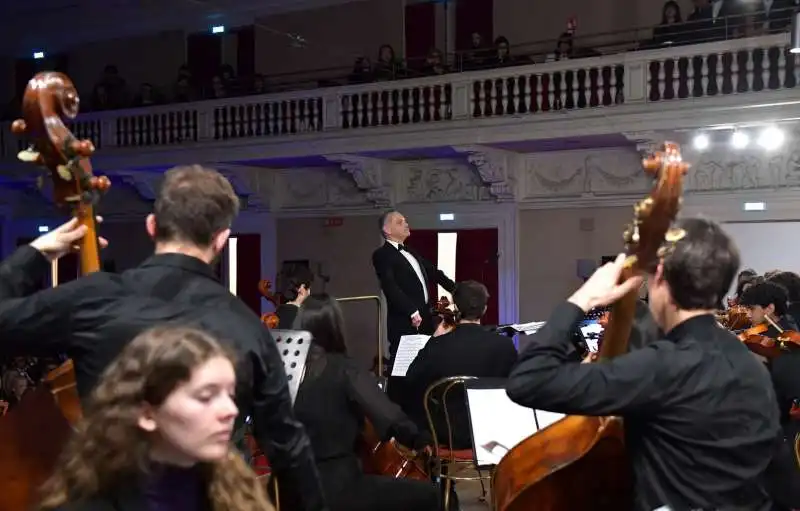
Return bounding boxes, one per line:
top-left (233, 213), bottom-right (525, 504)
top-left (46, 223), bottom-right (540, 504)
top-left (371, 241), bottom-right (456, 348)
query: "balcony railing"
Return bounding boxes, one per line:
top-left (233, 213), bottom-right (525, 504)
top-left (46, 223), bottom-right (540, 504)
top-left (0, 33), bottom-right (794, 160)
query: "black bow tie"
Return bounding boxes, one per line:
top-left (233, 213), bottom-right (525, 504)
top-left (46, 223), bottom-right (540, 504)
top-left (397, 244), bottom-right (406, 252)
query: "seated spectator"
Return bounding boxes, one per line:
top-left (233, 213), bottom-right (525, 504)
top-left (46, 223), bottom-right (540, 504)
top-left (349, 57), bottom-right (373, 84)
top-left (463, 32), bottom-right (489, 70)
top-left (132, 83), bottom-right (161, 107)
top-left (374, 44), bottom-right (401, 81)
top-left (173, 77), bottom-right (196, 102)
top-left (653, 1), bottom-right (685, 47)
top-left (549, 32), bottom-right (574, 61)
top-left (422, 48), bottom-right (446, 76)
top-left (252, 73), bottom-right (267, 94)
top-left (490, 36), bottom-right (516, 67)
top-left (210, 75), bottom-right (227, 99)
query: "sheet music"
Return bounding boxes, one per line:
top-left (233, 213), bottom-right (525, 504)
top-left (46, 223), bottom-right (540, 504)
top-left (390, 335), bottom-right (431, 376)
top-left (467, 388), bottom-right (539, 466)
top-left (509, 321), bottom-right (546, 335)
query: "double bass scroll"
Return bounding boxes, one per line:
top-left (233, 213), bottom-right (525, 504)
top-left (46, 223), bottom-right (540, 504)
top-left (491, 142), bottom-right (689, 511)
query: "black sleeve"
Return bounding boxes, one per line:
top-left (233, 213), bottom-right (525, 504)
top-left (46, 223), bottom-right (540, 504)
top-left (248, 327), bottom-right (327, 511)
top-left (420, 257), bottom-right (456, 294)
top-left (372, 249), bottom-right (416, 317)
top-left (343, 360), bottom-right (424, 449)
top-left (506, 302), bottom-right (669, 417)
top-left (0, 246), bottom-right (51, 299)
top-left (0, 278), bottom-right (96, 357)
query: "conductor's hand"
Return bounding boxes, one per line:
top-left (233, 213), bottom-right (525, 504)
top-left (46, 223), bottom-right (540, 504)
top-left (568, 253), bottom-right (643, 313)
top-left (410, 311), bottom-right (423, 328)
top-left (30, 217), bottom-right (108, 262)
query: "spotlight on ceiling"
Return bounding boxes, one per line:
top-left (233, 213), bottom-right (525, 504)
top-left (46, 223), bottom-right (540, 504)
top-left (792, 11), bottom-right (800, 53)
top-left (731, 131), bottom-right (749, 149)
top-left (757, 126), bottom-right (785, 150)
top-left (693, 133), bottom-right (710, 150)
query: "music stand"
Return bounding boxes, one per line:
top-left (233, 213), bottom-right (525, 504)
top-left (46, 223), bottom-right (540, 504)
top-left (271, 329), bottom-right (313, 403)
top-left (464, 378), bottom-right (541, 469)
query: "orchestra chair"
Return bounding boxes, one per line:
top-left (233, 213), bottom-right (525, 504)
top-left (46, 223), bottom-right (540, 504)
top-left (249, 329), bottom-right (314, 511)
top-left (794, 432), bottom-right (800, 470)
top-left (423, 375), bottom-right (492, 510)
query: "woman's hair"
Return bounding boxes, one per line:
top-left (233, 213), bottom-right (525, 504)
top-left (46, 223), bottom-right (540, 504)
top-left (297, 294), bottom-right (348, 353)
top-left (37, 326), bottom-right (273, 511)
top-left (661, 0), bottom-right (682, 24)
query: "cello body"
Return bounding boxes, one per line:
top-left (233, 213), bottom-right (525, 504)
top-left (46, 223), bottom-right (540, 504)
top-left (492, 416), bottom-right (631, 511)
top-left (358, 419), bottom-right (429, 481)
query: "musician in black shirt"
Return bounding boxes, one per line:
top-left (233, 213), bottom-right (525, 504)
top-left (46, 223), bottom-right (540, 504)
top-left (293, 294), bottom-right (439, 511)
top-left (767, 271), bottom-right (800, 327)
top-left (0, 166), bottom-right (326, 511)
top-left (506, 218), bottom-right (779, 511)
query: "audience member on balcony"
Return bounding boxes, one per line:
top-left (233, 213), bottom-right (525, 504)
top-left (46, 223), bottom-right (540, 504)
top-left (96, 64), bottom-right (128, 109)
top-left (734, 0), bottom-right (796, 37)
top-left (686, 0), bottom-right (732, 42)
top-left (252, 73), bottom-right (267, 95)
top-left (90, 84), bottom-right (112, 111)
top-left (173, 77), bottom-right (197, 103)
top-left (653, 1), bottom-right (685, 47)
top-left (549, 32), bottom-right (575, 61)
top-left (489, 36), bottom-right (516, 67)
top-left (132, 83), bottom-right (162, 108)
top-left (210, 75), bottom-right (227, 99)
top-left (349, 57), bottom-right (373, 84)
top-left (374, 44), bottom-right (402, 81)
top-left (463, 32), bottom-right (489, 70)
top-left (219, 64), bottom-right (241, 96)
top-left (422, 48), bottom-right (447, 76)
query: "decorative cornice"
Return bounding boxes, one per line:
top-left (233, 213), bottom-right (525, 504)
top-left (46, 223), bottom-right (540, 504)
top-left (454, 145), bottom-right (516, 202)
top-left (621, 131), bottom-right (674, 155)
top-left (324, 154), bottom-right (392, 207)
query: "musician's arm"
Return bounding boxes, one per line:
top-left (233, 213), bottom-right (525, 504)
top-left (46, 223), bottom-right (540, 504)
top-left (421, 258), bottom-right (456, 293)
top-left (249, 328), bottom-right (327, 511)
top-left (0, 245), bottom-right (51, 299)
top-left (506, 301), bottom-right (666, 416)
top-left (372, 251), bottom-right (417, 317)
top-left (0, 279), bottom-right (88, 356)
top-left (344, 361), bottom-right (428, 449)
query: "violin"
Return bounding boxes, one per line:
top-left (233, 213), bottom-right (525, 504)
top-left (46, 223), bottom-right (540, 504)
top-left (492, 142), bottom-right (689, 511)
top-left (738, 318), bottom-right (800, 359)
top-left (258, 279), bottom-right (282, 328)
top-left (433, 296), bottom-right (457, 336)
top-left (0, 72), bottom-right (109, 511)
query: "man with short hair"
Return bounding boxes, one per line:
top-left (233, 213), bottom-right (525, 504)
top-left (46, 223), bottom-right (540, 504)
top-left (507, 218), bottom-right (779, 511)
top-left (0, 165), bottom-right (327, 510)
top-left (372, 210), bottom-right (456, 357)
top-left (406, 280), bottom-right (517, 449)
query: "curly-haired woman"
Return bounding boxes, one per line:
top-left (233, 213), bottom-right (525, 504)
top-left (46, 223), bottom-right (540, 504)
top-left (37, 326), bottom-right (274, 511)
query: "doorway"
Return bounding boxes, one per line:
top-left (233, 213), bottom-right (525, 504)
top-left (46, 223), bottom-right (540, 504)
top-left (406, 228), bottom-right (499, 325)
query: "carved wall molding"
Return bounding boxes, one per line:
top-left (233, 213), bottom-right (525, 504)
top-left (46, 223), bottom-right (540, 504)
top-left (621, 130), bottom-right (674, 155)
top-left (454, 145), bottom-right (517, 201)
top-left (324, 155), bottom-right (392, 207)
top-left (399, 159), bottom-right (490, 203)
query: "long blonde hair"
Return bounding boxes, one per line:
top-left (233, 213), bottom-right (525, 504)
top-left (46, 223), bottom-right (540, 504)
top-left (37, 326), bottom-right (274, 511)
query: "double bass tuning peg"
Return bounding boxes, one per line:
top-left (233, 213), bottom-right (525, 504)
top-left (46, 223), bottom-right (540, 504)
top-left (10, 119), bottom-right (27, 135)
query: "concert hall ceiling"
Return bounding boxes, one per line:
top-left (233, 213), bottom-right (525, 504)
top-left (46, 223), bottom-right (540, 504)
top-left (0, 0), bottom-right (360, 56)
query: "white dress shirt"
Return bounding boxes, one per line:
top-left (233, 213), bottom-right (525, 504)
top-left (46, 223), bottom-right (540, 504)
top-left (387, 239), bottom-right (429, 305)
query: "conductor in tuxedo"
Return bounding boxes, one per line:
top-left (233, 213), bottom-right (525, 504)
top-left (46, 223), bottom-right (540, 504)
top-left (372, 210), bottom-right (456, 358)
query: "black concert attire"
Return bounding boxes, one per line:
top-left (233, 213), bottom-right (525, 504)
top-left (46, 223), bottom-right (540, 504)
top-left (405, 323), bottom-right (518, 449)
top-left (628, 299), bottom-right (662, 352)
top-left (293, 344), bottom-right (439, 511)
top-left (276, 303), bottom-right (300, 329)
top-left (786, 302), bottom-right (800, 331)
top-left (760, 315), bottom-right (798, 339)
top-left (371, 241), bottom-right (456, 356)
top-left (54, 463), bottom-right (211, 511)
top-left (0, 246), bottom-right (326, 511)
top-left (507, 302), bottom-right (780, 511)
